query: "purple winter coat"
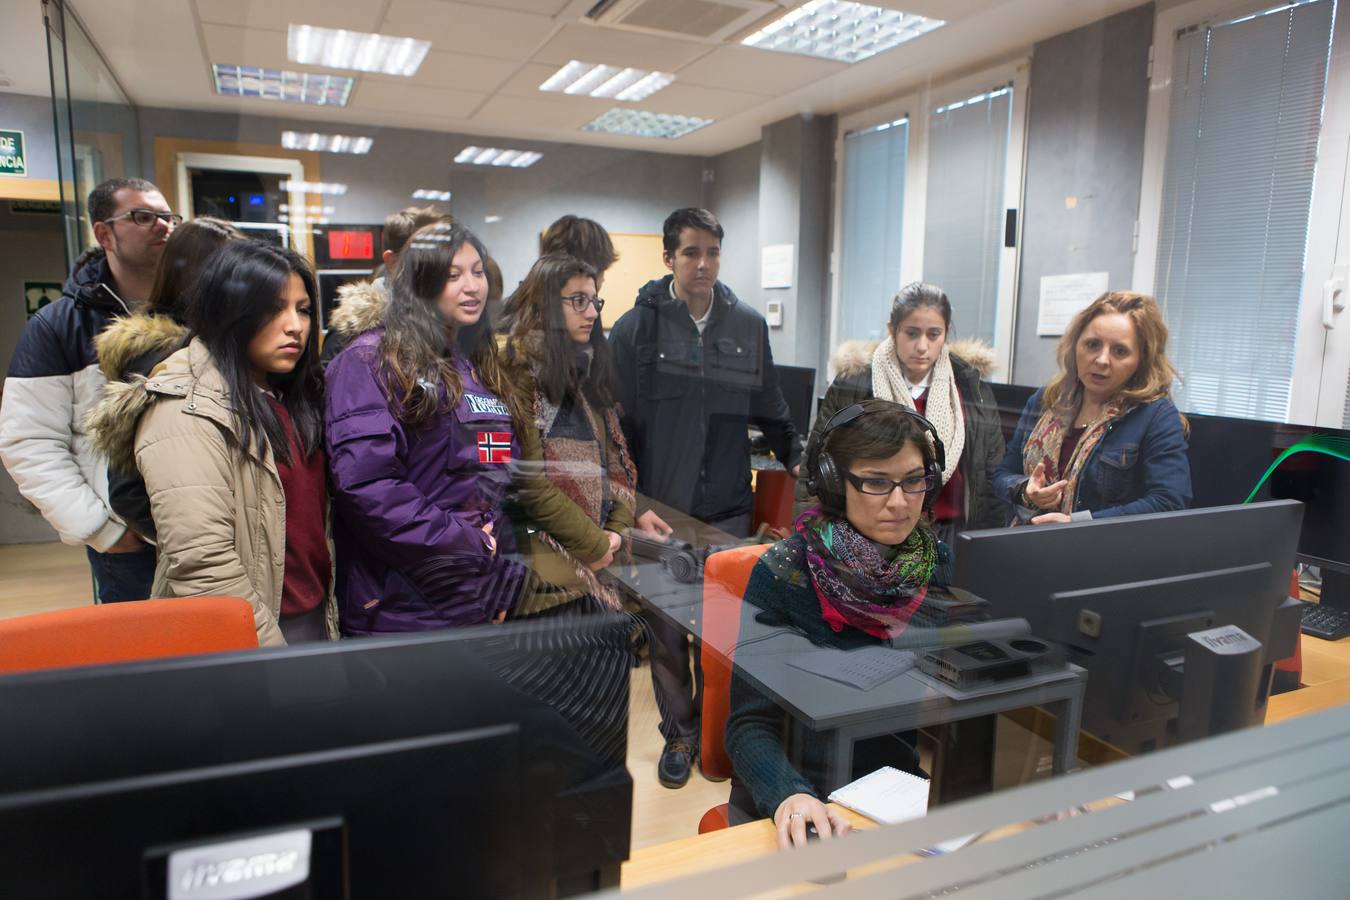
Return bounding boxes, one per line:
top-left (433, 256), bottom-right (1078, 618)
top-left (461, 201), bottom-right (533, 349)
top-left (325, 329), bottom-right (527, 635)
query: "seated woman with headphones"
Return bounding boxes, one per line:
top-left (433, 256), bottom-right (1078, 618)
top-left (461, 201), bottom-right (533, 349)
top-left (725, 399), bottom-right (949, 848)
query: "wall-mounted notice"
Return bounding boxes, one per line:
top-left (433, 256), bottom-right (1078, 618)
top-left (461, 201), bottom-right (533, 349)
top-left (1037, 271), bottom-right (1109, 336)
top-left (0, 130), bottom-right (26, 178)
top-left (761, 243), bottom-right (794, 290)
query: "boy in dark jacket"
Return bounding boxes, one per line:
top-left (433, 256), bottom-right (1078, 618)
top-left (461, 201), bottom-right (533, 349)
top-left (609, 207), bottom-right (800, 788)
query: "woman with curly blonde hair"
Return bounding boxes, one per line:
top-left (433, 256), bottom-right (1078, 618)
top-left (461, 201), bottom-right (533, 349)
top-left (993, 291), bottom-right (1192, 524)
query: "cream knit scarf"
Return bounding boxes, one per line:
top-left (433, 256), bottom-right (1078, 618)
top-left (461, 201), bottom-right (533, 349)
top-left (871, 338), bottom-right (965, 484)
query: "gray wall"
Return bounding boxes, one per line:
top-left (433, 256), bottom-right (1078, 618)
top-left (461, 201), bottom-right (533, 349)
top-left (0, 93), bottom-right (60, 180)
top-left (703, 140), bottom-right (761, 312)
top-left (0, 202), bottom-right (67, 544)
top-left (1012, 4), bottom-right (1154, 386)
top-left (135, 107), bottom-right (704, 287)
top-left (757, 114), bottom-right (835, 375)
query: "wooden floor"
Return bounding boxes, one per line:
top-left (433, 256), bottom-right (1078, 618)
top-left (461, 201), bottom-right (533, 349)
top-left (0, 542), bottom-right (729, 850)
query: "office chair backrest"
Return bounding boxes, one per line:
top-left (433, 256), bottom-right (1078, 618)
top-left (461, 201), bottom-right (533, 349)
top-left (0, 597), bottom-right (259, 675)
top-left (700, 544), bottom-right (771, 780)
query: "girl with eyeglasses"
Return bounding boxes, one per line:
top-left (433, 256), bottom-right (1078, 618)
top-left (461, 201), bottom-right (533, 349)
top-left (727, 399), bottom-right (949, 848)
top-left (88, 240), bottom-right (332, 645)
top-left (325, 222), bottom-right (530, 634)
top-left (499, 253), bottom-right (637, 617)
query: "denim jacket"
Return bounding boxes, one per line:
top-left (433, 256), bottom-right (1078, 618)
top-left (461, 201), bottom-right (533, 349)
top-left (993, 389), bottom-right (1192, 520)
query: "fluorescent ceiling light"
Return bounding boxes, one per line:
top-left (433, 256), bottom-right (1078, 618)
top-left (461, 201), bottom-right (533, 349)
top-left (539, 59), bottom-right (675, 101)
top-left (278, 204), bottom-right (335, 214)
top-left (933, 86), bottom-right (1010, 115)
top-left (288, 24), bottom-right (430, 77)
top-left (484, 216), bottom-right (503, 224)
top-left (281, 131), bottom-right (373, 154)
top-left (212, 64), bottom-right (353, 106)
top-left (741, 0), bottom-right (944, 64)
top-left (582, 109), bottom-right (713, 140)
top-left (453, 146), bottom-right (543, 168)
top-left (412, 189), bottom-right (452, 201)
top-left (280, 180), bottom-right (349, 196)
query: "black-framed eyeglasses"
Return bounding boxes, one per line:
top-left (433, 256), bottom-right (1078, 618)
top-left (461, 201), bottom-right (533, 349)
top-left (561, 293), bottom-right (605, 314)
top-left (845, 471), bottom-right (935, 496)
top-left (103, 208), bottom-right (183, 228)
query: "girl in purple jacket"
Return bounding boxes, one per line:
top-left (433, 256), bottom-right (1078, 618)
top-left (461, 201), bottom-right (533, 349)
top-left (324, 222), bottom-right (531, 634)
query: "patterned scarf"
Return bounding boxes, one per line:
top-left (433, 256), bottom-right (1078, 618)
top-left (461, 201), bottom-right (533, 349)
top-left (871, 338), bottom-right (965, 485)
top-left (1021, 396), bottom-right (1130, 515)
top-left (528, 346), bottom-right (638, 611)
top-left (798, 511), bottom-right (938, 639)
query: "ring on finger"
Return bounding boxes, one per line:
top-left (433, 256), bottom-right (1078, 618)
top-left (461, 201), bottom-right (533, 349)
top-left (788, 812), bottom-right (804, 819)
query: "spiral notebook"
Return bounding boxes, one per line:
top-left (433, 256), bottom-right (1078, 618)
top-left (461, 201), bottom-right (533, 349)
top-left (826, 765), bottom-right (931, 825)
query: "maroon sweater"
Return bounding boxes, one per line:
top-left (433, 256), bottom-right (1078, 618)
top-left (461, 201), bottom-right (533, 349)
top-left (267, 397), bottom-right (331, 616)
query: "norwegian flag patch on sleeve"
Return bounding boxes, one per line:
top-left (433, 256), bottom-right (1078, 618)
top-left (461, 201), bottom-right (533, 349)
top-left (477, 431), bottom-right (513, 464)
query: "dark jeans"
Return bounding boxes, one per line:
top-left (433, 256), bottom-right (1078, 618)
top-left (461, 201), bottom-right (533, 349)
top-left (648, 512), bottom-right (751, 746)
top-left (86, 544), bottom-right (157, 604)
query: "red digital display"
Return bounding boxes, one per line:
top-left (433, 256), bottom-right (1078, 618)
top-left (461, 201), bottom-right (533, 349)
top-left (327, 230), bottom-right (375, 260)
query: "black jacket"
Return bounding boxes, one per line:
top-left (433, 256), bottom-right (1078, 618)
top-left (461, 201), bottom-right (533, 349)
top-left (609, 276), bottom-right (799, 522)
top-left (795, 338), bottom-right (1009, 530)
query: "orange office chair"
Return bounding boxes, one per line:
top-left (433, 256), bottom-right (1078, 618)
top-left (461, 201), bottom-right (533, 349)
top-left (752, 469), bottom-right (796, 536)
top-left (0, 596), bottom-right (259, 675)
top-left (698, 543), bottom-right (772, 833)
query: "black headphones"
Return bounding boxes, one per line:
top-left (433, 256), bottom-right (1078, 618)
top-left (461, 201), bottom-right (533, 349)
top-left (805, 400), bottom-right (946, 513)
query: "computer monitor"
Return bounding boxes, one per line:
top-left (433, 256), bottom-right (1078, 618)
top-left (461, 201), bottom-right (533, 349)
top-left (0, 616), bottom-right (633, 898)
top-left (953, 500), bottom-right (1304, 754)
top-left (776, 364), bottom-right (817, 437)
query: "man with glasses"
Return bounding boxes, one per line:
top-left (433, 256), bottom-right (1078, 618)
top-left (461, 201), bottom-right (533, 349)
top-left (0, 177), bottom-right (179, 603)
top-left (609, 207), bottom-right (800, 789)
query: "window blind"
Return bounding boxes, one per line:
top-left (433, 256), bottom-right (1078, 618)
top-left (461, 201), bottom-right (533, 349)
top-left (837, 118), bottom-right (908, 344)
top-left (1154, 0), bottom-right (1334, 421)
top-left (922, 88), bottom-right (1012, 345)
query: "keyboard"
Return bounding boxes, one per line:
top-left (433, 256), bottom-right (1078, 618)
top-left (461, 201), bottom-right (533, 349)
top-left (1301, 603), bottom-right (1350, 641)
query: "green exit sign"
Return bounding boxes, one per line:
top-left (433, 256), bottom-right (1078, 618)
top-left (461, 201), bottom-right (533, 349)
top-left (0, 130), bottom-right (26, 178)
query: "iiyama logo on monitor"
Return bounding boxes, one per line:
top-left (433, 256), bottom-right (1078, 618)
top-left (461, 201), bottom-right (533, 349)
top-left (167, 828), bottom-right (312, 900)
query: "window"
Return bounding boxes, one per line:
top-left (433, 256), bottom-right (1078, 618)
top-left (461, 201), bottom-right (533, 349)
top-left (922, 87), bottom-right (1013, 346)
top-left (1154, 0), bottom-right (1335, 421)
top-left (836, 118), bottom-right (908, 343)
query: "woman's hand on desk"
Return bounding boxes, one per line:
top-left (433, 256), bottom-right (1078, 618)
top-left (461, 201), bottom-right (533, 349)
top-left (774, 793), bottom-right (852, 850)
top-left (1023, 461), bottom-right (1069, 511)
top-left (1030, 512), bottom-right (1072, 525)
top-left (636, 510), bottom-right (674, 540)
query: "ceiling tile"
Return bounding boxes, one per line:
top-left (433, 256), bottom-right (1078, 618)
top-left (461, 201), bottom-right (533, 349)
top-left (364, 50), bottom-right (519, 94)
top-left (452, 0), bottom-right (572, 13)
top-left (634, 83), bottom-right (766, 120)
top-left (675, 45), bottom-right (846, 95)
top-left (195, 0), bottom-right (382, 33)
top-left (201, 23), bottom-right (288, 66)
top-left (495, 63), bottom-right (565, 98)
top-left (382, 0), bottom-right (560, 60)
top-left (470, 94), bottom-right (611, 132)
top-left (531, 24), bottom-right (713, 71)
top-left (347, 81), bottom-right (485, 118)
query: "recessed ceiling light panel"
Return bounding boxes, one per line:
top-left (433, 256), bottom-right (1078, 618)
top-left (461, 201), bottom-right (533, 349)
top-left (539, 59), bottom-right (675, 101)
top-left (212, 64), bottom-right (353, 106)
top-left (453, 147), bottom-right (543, 168)
top-left (412, 189), bottom-right (453, 201)
top-left (288, 24), bottom-right (431, 77)
top-left (281, 131), bottom-right (373, 154)
top-left (280, 180), bottom-right (349, 196)
top-left (582, 109), bottom-right (713, 140)
top-left (741, 0), bottom-right (944, 64)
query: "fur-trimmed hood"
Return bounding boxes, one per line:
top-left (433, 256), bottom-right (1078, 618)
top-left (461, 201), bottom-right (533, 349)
top-left (94, 312), bottom-right (188, 382)
top-left (830, 337), bottom-right (998, 380)
top-left (87, 375), bottom-right (156, 476)
top-left (327, 278), bottom-right (388, 340)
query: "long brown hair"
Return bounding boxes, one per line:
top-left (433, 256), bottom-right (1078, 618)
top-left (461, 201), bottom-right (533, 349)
top-left (378, 221), bottom-right (526, 430)
top-left (1043, 291), bottom-right (1187, 432)
top-left (146, 217), bottom-right (243, 323)
top-left (504, 253), bottom-right (617, 408)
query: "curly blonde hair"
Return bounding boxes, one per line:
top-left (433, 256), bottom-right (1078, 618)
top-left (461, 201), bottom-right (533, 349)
top-left (1043, 291), bottom-right (1187, 432)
